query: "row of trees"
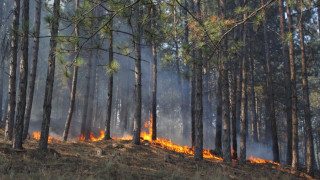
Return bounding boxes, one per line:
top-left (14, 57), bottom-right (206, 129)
top-left (0, 0), bottom-right (319, 177)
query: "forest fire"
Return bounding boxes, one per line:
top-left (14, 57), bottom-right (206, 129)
top-left (32, 132), bottom-right (59, 142)
top-left (249, 155), bottom-right (280, 166)
top-left (32, 122), bottom-right (279, 166)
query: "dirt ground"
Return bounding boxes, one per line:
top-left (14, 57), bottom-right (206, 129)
top-left (0, 129), bottom-right (318, 180)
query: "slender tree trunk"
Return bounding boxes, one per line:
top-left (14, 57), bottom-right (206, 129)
top-left (231, 11), bottom-right (240, 158)
top-left (240, 10), bottom-right (247, 164)
top-left (255, 95), bottom-right (261, 141)
top-left (249, 57), bottom-right (257, 142)
top-left (151, 4), bottom-right (157, 141)
top-left (182, 0), bottom-right (190, 144)
top-left (112, 75), bottom-right (120, 135)
top-left (278, 0), bottom-right (292, 165)
top-left (261, 0), bottom-right (279, 163)
top-left (4, 0), bottom-right (20, 141)
top-left (62, 0), bottom-right (79, 141)
top-left (23, 0), bottom-right (42, 140)
top-left (286, 2), bottom-right (299, 169)
top-left (13, 0), bottom-right (29, 149)
top-left (219, 0), bottom-right (231, 162)
top-left (104, 16), bottom-right (114, 140)
top-left (132, 2), bottom-right (142, 145)
top-left (39, 0), bottom-right (60, 151)
top-left (193, 0), bottom-right (203, 161)
top-left (298, 1), bottom-right (314, 175)
top-left (215, 69), bottom-right (222, 154)
top-left (81, 52), bottom-right (93, 140)
top-left (0, 37), bottom-right (9, 123)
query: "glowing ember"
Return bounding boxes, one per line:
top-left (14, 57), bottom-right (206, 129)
top-left (32, 132), bottom-right (59, 142)
top-left (249, 155), bottom-right (280, 166)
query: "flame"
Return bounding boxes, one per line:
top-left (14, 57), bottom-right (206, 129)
top-left (89, 129), bottom-right (105, 141)
top-left (249, 155), bottom-right (280, 166)
top-left (113, 134), bottom-right (133, 140)
top-left (32, 132), bottom-right (58, 142)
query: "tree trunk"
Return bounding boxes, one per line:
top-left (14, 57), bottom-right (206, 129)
top-left (298, 1), bottom-right (314, 175)
top-left (193, 0), bottom-right (203, 161)
top-left (285, 2), bottom-right (299, 169)
top-left (23, 0), bottom-right (42, 140)
top-left (104, 16), bottom-right (114, 140)
top-left (151, 4), bottom-right (157, 141)
top-left (81, 52), bottom-right (92, 140)
top-left (249, 56), bottom-right (258, 142)
top-left (231, 11), bottom-right (240, 158)
top-left (132, 2), bottom-right (142, 145)
top-left (278, 0), bottom-right (292, 165)
top-left (62, 0), bottom-right (79, 141)
top-left (0, 36), bottom-right (9, 123)
top-left (13, 0), bottom-right (29, 149)
top-left (240, 10), bottom-right (247, 164)
top-left (4, 0), bottom-right (20, 141)
top-left (181, 0), bottom-right (190, 144)
top-left (262, 0), bottom-right (279, 163)
top-left (215, 68), bottom-right (222, 154)
top-left (39, 0), bottom-right (60, 151)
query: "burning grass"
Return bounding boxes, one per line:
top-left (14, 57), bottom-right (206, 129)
top-left (30, 118), bottom-right (279, 165)
top-left (0, 128), bottom-right (317, 179)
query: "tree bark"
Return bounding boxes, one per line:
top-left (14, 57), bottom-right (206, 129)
top-left (0, 35), bottom-right (9, 123)
top-left (181, 0), bottom-right (190, 144)
top-left (298, 1), bottom-right (314, 175)
top-left (23, 0), bottom-right (42, 140)
top-left (215, 67), bottom-right (222, 155)
top-left (4, 0), bottom-right (20, 141)
top-left (261, 0), bottom-right (279, 163)
top-left (193, 0), bottom-right (203, 161)
top-left (151, 4), bottom-right (157, 141)
top-left (14, 0), bottom-right (29, 149)
top-left (81, 51), bottom-right (93, 140)
top-left (132, 2), bottom-right (142, 145)
top-left (278, 0), bottom-right (292, 165)
top-left (63, 0), bottom-right (79, 141)
top-left (240, 9), bottom-right (247, 164)
top-left (39, 0), bottom-right (60, 151)
top-left (285, 2), bottom-right (299, 169)
top-left (104, 14), bottom-right (114, 140)
top-left (249, 56), bottom-right (257, 142)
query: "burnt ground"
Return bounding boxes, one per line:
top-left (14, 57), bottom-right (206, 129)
top-left (0, 129), bottom-right (318, 180)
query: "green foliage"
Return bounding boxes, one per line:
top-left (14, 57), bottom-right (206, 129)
top-left (75, 58), bottom-right (84, 67)
top-left (235, 6), bottom-right (251, 15)
top-left (283, 32), bottom-right (293, 44)
top-left (44, 14), bottom-right (53, 26)
top-left (105, 60), bottom-right (120, 75)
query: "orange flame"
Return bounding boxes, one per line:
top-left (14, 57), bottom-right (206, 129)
top-left (32, 132), bottom-right (58, 143)
top-left (140, 114), bottom-right (223, 160)
top-left (249, 155), bottom-right (280, 166)
top-left (113, 134), bottom-right (133, 140)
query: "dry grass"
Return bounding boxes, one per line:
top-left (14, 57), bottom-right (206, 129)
top-left (0, 129), bottom-right (318, 180)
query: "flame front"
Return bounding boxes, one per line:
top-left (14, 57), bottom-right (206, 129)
top-left (249, 155), bottom-right (280, 166)
top-left (32, 132), bottom-right (58, 142)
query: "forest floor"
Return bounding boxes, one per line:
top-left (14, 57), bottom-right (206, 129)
top-left (0, 128), bottom-right (318, 180)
